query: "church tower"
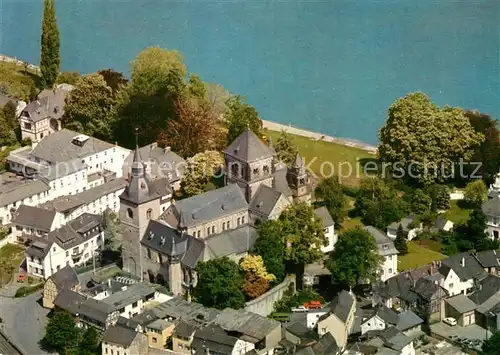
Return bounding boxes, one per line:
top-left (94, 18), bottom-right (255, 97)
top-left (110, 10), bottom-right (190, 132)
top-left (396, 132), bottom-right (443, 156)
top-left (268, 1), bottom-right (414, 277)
top-left (287, 153), bottom-right (312, 204)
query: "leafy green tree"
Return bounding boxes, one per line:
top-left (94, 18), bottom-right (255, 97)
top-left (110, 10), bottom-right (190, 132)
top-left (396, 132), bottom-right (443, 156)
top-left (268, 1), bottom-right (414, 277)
top-left (206, 82), bottom-right (231, 119)
top-left (0, 102), bottom-right (17, 146)
top-left (188, 74), bottom-right (207, 100)
top-left (326, 227), bottom-right (382, 289)
top-left (225, 95), bottom-right (263, 144)
top-left (97, 69), bottom-right (128, 95)
top-left (194, 257), bottom-right (245, 310)
top-left (315, 176), bottom-right (345, 225)
top-left (464, 180), bottom-right (488, 207)
top-left (378, 92), bottom-right (484, 184)
top-left (102, 210), bottom-right (120, 250)
top-left (279, 202), bottom-right (326, 289)
top-left (275, 130), bottom-right (298, 164)
top-left (429, 184), bottom-right (450, 211)
top-left (394, 224), bottom-right (408, 255)
top-left (56, 71), bottom-right (80, 85)
top-left (62, 74), bottom-right (117, 141)
top-left (409, 189), bottom-right (432, 215)
top-left (180, 151), bottom-right (224, 197)
top-left (40, 0), bottom-right (60, 88)
top-left (115, 47), bottom-right (187, 148)
top-left (252, 220), bottom-right (286, 283)
top-left (78, 327), bottom-right (100, 355)
top-left (42, 310), bottom-right (79, 353)
top-left (481, 331), bottom-right (500, 355)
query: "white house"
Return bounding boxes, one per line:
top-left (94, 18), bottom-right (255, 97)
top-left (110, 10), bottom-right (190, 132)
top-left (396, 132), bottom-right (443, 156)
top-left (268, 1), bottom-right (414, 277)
top-left (25, 213), bottom-right (104, 279)
top-left (482, 195), bottom-right (500, 241)
top-left (314, 206), bottom-right (337, 253)
top-left (100, 282), bottom-right (159, 319)
top-left (361, 306), bottom-right (423, 335)
top-left (438, 253), bottom-right (487, 296)
top-left (387, 215), bottom-right (422, 241)
top-left (364, 226), bottom-right (399, 282)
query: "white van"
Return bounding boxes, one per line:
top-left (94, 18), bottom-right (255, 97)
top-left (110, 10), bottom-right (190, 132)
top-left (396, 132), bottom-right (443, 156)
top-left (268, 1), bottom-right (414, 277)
top-left (443, 317), bottom-right (457, 326)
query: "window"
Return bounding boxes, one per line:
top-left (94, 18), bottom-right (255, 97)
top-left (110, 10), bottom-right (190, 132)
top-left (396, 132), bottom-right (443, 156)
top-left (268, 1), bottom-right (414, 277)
top-left (237, 217), bottom-right (241, 226)
top-left (29, 196), bottom-right (32, 202)
top-left (16, 225), bottom-right (22, 231)
top-left (240, 217), bottom-right (244, 224)
top-left (228, 220), bottom-right (231, 228)
top-left (212, 226), bottom-right (215, 234)
top-left (197, 231), bottom-right (201, 238)
top-left (66, 251), bottom-right (69, 257)
top-left (152, 337), bottom-right (157, 343)
top-left (52, 247), bottom-right (56, 252)
top-left (105, 348), bottom-right (108, 354)
top-left (146, 209), bottom-right (153, 220)
top-left (388, 268), bottom-right (393, 274)
top-left (84, 242), bottom-right (88, 248)
top-left (132, 301), bottom-right (138, 308)
top-left (449, 283), bottom-right (454, 289)
top-left (207, 228), bottom-right (210, 235)
top-left (56, 265), bottom-right (60, 271)
top-left (127, 208), bottom-right (133, 219)
top-left (147, 248), bottom-right (151, 259)
top-left (24, 122), bottom-right (32, 130)
top-left (222, 222), bottom-right (226, 231)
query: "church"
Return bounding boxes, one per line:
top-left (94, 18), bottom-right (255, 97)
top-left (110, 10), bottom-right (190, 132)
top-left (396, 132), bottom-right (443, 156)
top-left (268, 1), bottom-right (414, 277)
top-left (119, 128), bottom-right (334, 295)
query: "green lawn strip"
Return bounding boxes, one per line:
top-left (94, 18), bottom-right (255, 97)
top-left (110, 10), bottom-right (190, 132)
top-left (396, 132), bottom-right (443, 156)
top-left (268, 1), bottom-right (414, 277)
top-left (398, 241), bottom-right (446, 272)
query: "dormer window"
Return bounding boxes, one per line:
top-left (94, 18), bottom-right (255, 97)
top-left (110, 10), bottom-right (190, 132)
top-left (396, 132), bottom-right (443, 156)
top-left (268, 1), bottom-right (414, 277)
top-left (383, 244), bottom-right (389, 250)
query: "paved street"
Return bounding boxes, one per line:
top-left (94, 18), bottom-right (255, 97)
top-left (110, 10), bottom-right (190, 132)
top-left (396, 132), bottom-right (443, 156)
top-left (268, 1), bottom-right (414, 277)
top-left (0, 292), bottom-right (52, 355)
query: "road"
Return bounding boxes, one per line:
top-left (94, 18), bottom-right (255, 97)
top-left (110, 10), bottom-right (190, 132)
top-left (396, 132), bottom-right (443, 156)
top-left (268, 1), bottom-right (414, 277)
top-left (0, 292), bottom-right (52, 355)
top-left (0, 332), bottom-right (22, 355)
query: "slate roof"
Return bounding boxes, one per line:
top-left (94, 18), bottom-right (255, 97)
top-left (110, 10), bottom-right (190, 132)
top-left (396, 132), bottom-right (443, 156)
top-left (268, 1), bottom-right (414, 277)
top-left (413, 278), bottom-right (444, 301)
top-left (475, 250), bottom-right (500, 268)
top-left (249, 185), bottom-right (284, 217)
top-left (174, 320), bottom-right (197, 338)
top-left (175, 184), bottom-right (248, 228)
top-left (102, 325), bottom-right (140, 347)
top-left (312, 332), bottom-right (339, 355)
top-left (216, 308), bottom-right (280, 343)
top-left (0, 174), bottom-right (50, 207)
top-left (224, 128), bottom-right (275, 163)
top-left (37, 159), bottom-right (87, 181)
top-left (363, 226), bottom-right (399, 256)
top-left (0, 94), bottom-right (13, 106)
top-left (374, 304), bottom-right (399, 325)
top-left (192, 324), bottom-right (238, 354)
top-left (314, 206), bottom-right (334, 228)
top-left (11, 204), bottom-right (56, 230)
top-left (286, 321), bottom-right (312, 338)
top-left (387, 215), bottom-right (418, 232)
top-left (476, 292), bottom-right (500, 314)
top-left (434, 217), bottom-right (451, 230)
top-left (22, 85), bottom-right (72, 123)
top-left (54, 288), bottom-right (115, 323)
top-left (469, 274), bottom-right (500, 305)
top-left (149, 297), bottom-right (219, 328)
top-left (50, 265), bottom-right (79, 291)
top-left (439, 253), bottom-right (487, 281)
top-left (101, 282), bottom-right (156, 311)
top-left (483, 195), bottom-right (500, 217)
top-left (202, 225), bottom-right (258, 261)
top-left (319, 290), bottom-right (355, 324)
top-left (141, 220), bottom-right (188, 257)
top-left (30, 129), bottom-right (115, 163)
top-left (395, 310), bottom-right (423, 332)
top-left (378, 326), bottom-right (412, 351)
top-left (272, 165), bottom-right (293, 197)
top-left (445, 294), bottom-right (477, 313)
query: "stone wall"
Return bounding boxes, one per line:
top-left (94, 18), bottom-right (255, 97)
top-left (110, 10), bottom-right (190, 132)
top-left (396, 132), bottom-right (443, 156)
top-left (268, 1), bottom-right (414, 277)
top-left (244, 275), bottom-right (296, 317)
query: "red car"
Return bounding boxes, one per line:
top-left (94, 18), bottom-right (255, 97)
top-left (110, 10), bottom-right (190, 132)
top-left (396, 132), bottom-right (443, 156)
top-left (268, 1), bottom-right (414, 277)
top-left (17, 273), bottom-right (26, 282)
top-left (304, 301), bottom-right (323, 309)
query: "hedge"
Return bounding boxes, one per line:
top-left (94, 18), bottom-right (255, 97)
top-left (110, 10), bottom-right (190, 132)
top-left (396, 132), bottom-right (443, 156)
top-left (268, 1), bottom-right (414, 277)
top-left (14, 283), bottom-right (44, 298)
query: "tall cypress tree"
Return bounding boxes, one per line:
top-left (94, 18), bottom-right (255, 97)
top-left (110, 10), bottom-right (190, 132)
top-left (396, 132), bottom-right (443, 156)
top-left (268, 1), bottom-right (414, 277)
top-left (40, 0), bottom-right (60, 88)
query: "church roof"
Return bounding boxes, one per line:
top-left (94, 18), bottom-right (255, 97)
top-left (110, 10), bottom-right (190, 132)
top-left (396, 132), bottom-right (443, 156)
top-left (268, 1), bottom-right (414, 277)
top-left (291, 153), bottom-right (304, 169)
top-left (249, 185), bottom-right (285, 217)
top-left (224, 128), bottom-right (275, 162)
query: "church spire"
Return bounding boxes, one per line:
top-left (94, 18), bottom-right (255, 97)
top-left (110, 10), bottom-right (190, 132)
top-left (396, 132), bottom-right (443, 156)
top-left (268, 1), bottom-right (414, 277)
top-left (131, 128), bottom-right (144, 177)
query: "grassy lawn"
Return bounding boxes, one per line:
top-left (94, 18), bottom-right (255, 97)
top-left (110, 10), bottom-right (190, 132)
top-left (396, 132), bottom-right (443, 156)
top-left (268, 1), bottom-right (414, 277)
top-left (0, 61), bottom-right (40, 99)
top-left (0, 244), bottom-right (25, 286)
top-left (266, 130), bottom-right (374, 186)
top-left (398, 241), bottom-right (446, 272)
top-left (443, 200), bottom-right (471, 225)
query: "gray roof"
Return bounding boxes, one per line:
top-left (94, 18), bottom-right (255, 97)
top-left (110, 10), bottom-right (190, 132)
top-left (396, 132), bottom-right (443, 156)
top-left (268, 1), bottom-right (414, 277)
top-left (387, 215), bottom-right (417, 232)
top-left (475, 250), bottom-right (500, 268)
top-left (50, 265), bottom-right (79, 291)
top-left (396, 310), bottom-right (423, 331)
top-left (320, 290), bottom-right (355, 324)
top-left (373, 304), bottom-right (399, 325)
top-left (445, 294), bottom-right (477, 313)
top-left (469, 274), bottom-right (500, 305)
top-left (175, 184), bottom-right (248, 228)
top-left (101, 282), bottom-right (156, 311)
top-left (272, 164), bottom-right (293, 197)
top-left (379, 327), bottom-right (412, 351)
top-left (22, 85), bottom-right (72, 123)
top-left (476, 291), bottom-right (500, 314)
top-left (0, 173), bottom-right (50, 207)
top-left (37, 159), bottom-right (87, 181)
top-left (202, 225), bottom-right (258, 261)
top-left (313, 332), bottom-right (339, 355)
top-left (148, 297), bottom-right (220, 328)
top-left (439, 253), bottom-right (487, 282)
top-left (483, 195), bottom-right (500, 217)
top-left (216, 308), bottom-right (280, 342)
top-left (224, 128), bottom-right (275, 163)
top-left (174, 320), bottom-right (197, 338)
top-left (146, 319), bottom-right (171, 331)
top-left (102, 325), bottom-right (140, 347)
top-left (140, 220), bottom-right (188, 257)
top-left (181, 236), bottom-right (206, 269)
top-left (249, 185), bottom-right (284, 217)
top-left (363, 226), bottom-right (399, 256)
top-left (30, 129), bottom-right (115, 163)
top-left (413, 277), bottom-right (443, 301)
top-left (54, 288), bottom-right (115, 324)
top-left (285, 321), bottom-right (312, 338)
top-left (434, 217), bottom-right (450, 230)
top-left (11, 204), bottom-right (56, 230)
top-left (314, 206), bottom-right (334, 227)
top-left (192, 324), bottom-right (238, 354)
top-left (0, 94), bottom-right (14, 106)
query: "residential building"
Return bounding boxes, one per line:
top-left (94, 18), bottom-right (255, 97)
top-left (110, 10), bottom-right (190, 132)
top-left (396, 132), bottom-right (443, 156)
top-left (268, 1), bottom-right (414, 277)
top-left (430, 216), bottom-right (454, 233)
top-left (482, 195), bottom-right (500, 240)
top-left (444, 294), bottom-right (477, 326)
top-left (294, 332), bottom-right (339, 355)
top-left (316, 290), bottom-right (356, 350)
top-left (364, 327), bottom-right (415, 355)
top-left (439, 252), bottom-right (487, 296)
top-left (145, 319), bottom-right (175, 349)
top-left (364, 226), bottom-right (399, 281)
top-left (411, 278), bottom-right (448, 322)
top-left (314, 206), bottom-right (337, 253)
top-left (102, 325), bottom-right (149, 355)
top-left (361, 305), bottom-right (423, 335)
top-left (387, 215), bottom-right (422, 241)
top-left (42, 265), bottom-right (80, 309)
top-left (100, 282), bottom-right (158, 319)
top-left (25, 213), bottom-right (104, 279)
top-left (474, 249), bottom-right (500, 275)
top-left (11, 204), bottom-right (59, 241)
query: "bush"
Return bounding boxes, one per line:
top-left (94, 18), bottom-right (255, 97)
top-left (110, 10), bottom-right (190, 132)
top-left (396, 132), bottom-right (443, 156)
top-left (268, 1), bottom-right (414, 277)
top-left (342, 185), bottom-right (360, 198)
top-left (273, 288), bottom-right (324, 313)
top-left (14, 283), bottom-right (43, 298)
top-left (0, 227), bottom-right (9, 240)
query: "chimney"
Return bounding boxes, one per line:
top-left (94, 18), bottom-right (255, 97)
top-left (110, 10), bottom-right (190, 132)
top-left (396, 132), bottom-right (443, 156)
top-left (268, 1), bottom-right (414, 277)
top-left (461, 257), bottom-right (466, 267)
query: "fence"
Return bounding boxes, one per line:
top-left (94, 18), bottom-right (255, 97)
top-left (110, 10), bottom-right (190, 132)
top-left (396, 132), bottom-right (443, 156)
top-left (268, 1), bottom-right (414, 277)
top-left (244, 275), bottom-right (296, 317)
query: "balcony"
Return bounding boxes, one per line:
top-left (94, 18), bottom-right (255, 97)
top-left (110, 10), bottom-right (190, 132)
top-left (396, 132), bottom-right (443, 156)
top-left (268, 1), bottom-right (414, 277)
top-left (71, 249), bottom-right (84, 261)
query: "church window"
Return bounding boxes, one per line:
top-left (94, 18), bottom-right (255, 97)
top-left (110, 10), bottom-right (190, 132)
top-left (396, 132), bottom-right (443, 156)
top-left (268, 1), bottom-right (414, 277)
top-left (207, 228), bottom-right (210, 235)
top-left (147, 248), bottom-right (151, 259)
top-left (237, 217), bottom-right (241, 226)
top-left (127, 208), bottom-right (133, 219)
top-left (299, 178), bottom-right (305, 185)
top-left (227, 220), bottom-right (230, 228)
top-left (212, 226), bottom-right (215, 234)
top-left (241, 216), bottom-right (244, 224)
top-left (146, 209), bottom-right (153, 220)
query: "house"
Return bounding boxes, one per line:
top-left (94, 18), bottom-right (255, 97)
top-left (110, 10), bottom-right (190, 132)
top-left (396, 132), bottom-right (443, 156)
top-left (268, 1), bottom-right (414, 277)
top-left (25, 213), bottom-right (104, 279)
top-left (444, 294), bottom-right (477, 326)
top-left (387, 215), bottom-right (422, 241)
top-left (19, 84), bottom-right (73, 143)
top-left (467, 274), bottom-right (500, 331)
top-left (11, 204), bottom-right (58, 241)
top-left (100, 282), bottom-right (158, 319)
top-left (364, 327), bottom-right (415, 355)
top-left (285, 321), bottom-right (316, 345)
top-left (249, 185), bottom-right (291, 223)
top-left (0, 94), bottom-right (25, 117)
top-left (411, 278), bottom-right (448, 322)
top-left (474, 249), bottom-right (500, 275)
top-left (431, 217), bottom-right (454, 233)
top-left (122, 142), bottom-right (186, 191)
top-left (438, 252), bottom-right (487, 296)
top-left (191, 324), bottom-right (251, 355)
top-left (144, 319), bottom-right (175, 349)
top-left (102, 324), bottom-right (149, 355)
top-left (482, 195), bottom-right (500, 240)
top-left (364, 226), bottom-right (399, 281)
top-left (316, 290), bottom-right (356, 350)
top-left (314, 206), bottom-right (337, 253)
top-left (361, 306), bottom-right (423, 335)
top-left (294, 332), bottom-right (340, 355)
top-left (42, 265), bottom-right (80, 308)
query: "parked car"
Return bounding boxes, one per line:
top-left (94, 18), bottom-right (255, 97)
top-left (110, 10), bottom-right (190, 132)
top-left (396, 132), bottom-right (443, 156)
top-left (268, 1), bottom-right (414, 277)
top-left (304, 301), bottom-right (323, 309)
top-left (17, 274), bottom-right (26, 283)
top-left (291, 306), bottom-right (308, 313)
top-left (443, 317), bottom-right (457, 326)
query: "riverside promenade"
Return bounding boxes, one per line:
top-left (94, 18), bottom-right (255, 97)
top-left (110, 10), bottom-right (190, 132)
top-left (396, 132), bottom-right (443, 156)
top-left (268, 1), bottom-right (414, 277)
top-left (262, 119), bottom-right (377, 154)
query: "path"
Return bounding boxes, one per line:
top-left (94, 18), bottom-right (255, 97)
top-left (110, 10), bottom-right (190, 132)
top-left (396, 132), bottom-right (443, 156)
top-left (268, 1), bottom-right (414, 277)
top-left (262, 119), bottom-right (377, 154)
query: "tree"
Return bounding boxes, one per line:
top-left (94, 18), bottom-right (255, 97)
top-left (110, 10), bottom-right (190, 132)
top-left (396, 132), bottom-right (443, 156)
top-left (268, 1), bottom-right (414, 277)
top-left (464, 180), bottom-right (487, 206)
top-left (115, 47), bottom-right (187, 148)
top-left (275, 130), bottom-right (298, 164)
top-left (252, 220), bottom-right (286, 283)
top-left (102, 210), bottom-right (120, 250)
top-left (206, 82), bottom-right (231, 119)
top-left (315, 177), bottom-right (345, 225)
top-left (42, 310), bottom-right (79, 353)
top-left (225, 95), bottom-right (263, 144)
top-left (57, 71), bottom-right (80, 85)
top-left (429, 184), bottom-right (450, 211)
top-left (194, 257), bottom-right (245, 310)
top-left (279, 202), bottom-right (326, 289)
top-left (188, 74), bottom-right (207, 100)
top-left (408, 189), bottom-right (431, 215)
top-left (240, 255), bottom-right (276, 299)
top-left (180, 151), bottom-right (224, 197)
top-left (394, 224), bottom-right (408, 255)
top-left (481, 331), bottom-right (500, 355)
top-left (97, 69), bottom-right (128, 95)
top-left (450, 208), bottom-right (490, 252)
top-left (157, 96), bottom-right (224, 157)
top-left (78, 327), bottom-right (100, 355)
top-left (62, 74), bottom-right (117, 141)
top-left (326, 227), bottom-right (382, 288)
top-left (0, 103), bottom-right (17, 146)
top-left (378, 92), bottom-right (484, 184)
top-left (40, 0), bottom-right (60, 88)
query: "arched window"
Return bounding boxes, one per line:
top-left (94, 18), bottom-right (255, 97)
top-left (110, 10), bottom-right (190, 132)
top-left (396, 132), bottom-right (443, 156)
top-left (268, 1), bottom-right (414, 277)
top-left (127, 208), bottom-right (133, 219)
top-left (146, 209), bottom-right (153, 220)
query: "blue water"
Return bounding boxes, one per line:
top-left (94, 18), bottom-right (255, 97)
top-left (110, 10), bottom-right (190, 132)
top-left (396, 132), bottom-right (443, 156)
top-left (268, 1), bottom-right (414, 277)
top-left (1, 0), bottom-right (499, 144)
